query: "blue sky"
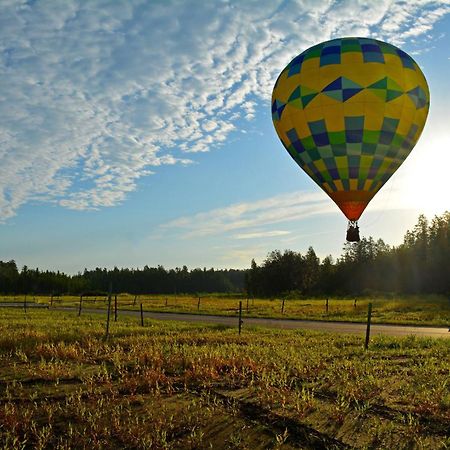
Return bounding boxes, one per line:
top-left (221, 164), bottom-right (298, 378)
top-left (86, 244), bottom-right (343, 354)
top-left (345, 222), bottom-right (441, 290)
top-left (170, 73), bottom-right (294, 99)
top-left (1, 0), bottom-right (449, 273)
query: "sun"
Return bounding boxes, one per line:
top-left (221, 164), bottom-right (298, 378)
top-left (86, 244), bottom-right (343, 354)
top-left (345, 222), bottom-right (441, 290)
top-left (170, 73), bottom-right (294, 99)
top-left (399, 129), bottom-right (450, 216)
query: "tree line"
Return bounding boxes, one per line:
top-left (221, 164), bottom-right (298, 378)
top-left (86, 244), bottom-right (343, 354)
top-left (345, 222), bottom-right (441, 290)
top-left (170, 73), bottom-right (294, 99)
top-left (0, 263), bottom-right (245, 295)
top-left (246, 212), bottom-right (449, 297)
top-left (0, 212), bottom-right (448, 296)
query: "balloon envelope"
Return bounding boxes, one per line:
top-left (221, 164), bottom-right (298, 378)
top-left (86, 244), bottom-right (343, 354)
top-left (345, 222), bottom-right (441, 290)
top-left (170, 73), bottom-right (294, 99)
top-left (272, 37), bottom-right (429, 221)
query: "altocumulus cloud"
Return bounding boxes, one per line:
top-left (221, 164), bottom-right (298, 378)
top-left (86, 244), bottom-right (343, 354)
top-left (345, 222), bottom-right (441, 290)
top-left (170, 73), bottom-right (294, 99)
top-left (0, 0), bottom-right (449, 219)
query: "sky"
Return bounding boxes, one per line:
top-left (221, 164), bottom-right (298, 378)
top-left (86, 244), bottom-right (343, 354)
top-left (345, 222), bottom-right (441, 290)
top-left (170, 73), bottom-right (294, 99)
top-left (0, 0), bottom-right (449, 274)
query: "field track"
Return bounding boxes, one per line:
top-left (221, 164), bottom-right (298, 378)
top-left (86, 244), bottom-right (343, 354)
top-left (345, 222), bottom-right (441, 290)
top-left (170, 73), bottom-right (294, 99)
top-left (2, 303), bottom-right (448, 337)
top-left (48, 306), bottom-right (450, 338)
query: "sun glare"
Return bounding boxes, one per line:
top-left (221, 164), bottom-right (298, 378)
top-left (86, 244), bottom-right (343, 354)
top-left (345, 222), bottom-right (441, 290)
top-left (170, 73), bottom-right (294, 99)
top-left (400, 131), bottom-right (450, 216)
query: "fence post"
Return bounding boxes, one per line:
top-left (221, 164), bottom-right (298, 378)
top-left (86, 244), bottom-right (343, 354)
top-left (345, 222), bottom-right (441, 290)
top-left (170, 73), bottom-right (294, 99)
top-left (114, 295), bottom-right (118, 322)
top-left (326, 298), bottom-right (329, 314)
top-left (281, 298), bottom-right (285, 314)
top-left (78, 294), bottom-right (83, 317)
top-left (238, 301), bottom-right (243, 335)
top-left (354, 298), bottom-right (357, 308)
top-left (165, 297), bottom-right (168, 307)
top-left (105, 285), bottom-right (112, 339)
top-left (140, 303), bottom-right (144, 327)
top-left (364, 302), bottom-right (373, 350)
top-left (133, 294), bottom-right (137, 306)
top-left (197, 297), bottom-right (201, 311)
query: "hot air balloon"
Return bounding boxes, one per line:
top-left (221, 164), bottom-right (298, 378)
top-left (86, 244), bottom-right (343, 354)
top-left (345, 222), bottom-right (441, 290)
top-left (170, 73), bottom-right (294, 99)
top-left (271, 37), bottom-right (429, 241)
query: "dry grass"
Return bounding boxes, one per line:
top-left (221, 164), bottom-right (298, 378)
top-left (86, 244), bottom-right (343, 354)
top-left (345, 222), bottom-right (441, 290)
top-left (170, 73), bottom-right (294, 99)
top-left (0, 308), bottom-right (449, 449)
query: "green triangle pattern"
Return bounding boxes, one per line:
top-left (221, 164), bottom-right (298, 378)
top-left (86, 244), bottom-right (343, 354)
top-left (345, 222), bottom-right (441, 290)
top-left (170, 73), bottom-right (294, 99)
top-left (386, 77), bottom-right (402, 92)
top-left (367, 76), bottom-right (404, 103)
top-left (285, 76), bottom-right (409, 109)
top-left (288, 85), bottom-right (319, 109)
top-left (323, 90), bottom-right (343, 102)
top-left (341, 77), bottom-right (363, 90)
top-left (302, 93), bottom-right (317, 107)
top-left (386, 90), bottom-right (403, 101)
top-left (289, 98), bottom-right (303, 109)
top-left (301, 85), bottom-right (317, 96)
top-left (370, 89), bottom-right (387, 101)
top-left (288, 86), bottom-right (301, 102)
top-left (368, 77), bottom-right (387, 89)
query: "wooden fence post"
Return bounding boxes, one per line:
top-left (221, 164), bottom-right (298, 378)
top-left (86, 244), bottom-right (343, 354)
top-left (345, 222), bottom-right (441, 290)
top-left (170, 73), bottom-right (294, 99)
top-left (140, 303), bottom-right (144, 327)
top-left (105, 287), bottom-right (112, 339)
top-left (364, 302), bottom-right (373, 350)
top-left (354, 298), bottom-right (357, 308)
top-left (165, 297), bottom-right (168, 307)
top-left (78, 294), bottom-right (83, 317)
top-left (134, 294), bottom-right (137, 306)
top-left (281, 298), bottom-right (285, 314)
top-left (326, 298), bottom-right (329, 314)
top-left (238, 301), bottom-right (243, 335)
top-left (197, 297), bottom-right (201, 311)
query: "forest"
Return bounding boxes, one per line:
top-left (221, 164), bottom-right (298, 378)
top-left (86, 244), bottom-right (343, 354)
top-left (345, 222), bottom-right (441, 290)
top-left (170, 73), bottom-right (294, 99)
top-left (0, 212), bottom-right (448, 297)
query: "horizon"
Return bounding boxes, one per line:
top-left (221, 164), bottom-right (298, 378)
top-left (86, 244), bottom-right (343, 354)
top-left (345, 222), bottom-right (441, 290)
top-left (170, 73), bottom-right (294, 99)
top-left (3, 209), bottom-right (445, 276)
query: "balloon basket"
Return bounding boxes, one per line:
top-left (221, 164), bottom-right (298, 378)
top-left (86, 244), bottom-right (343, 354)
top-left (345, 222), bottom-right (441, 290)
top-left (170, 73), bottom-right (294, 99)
top-left (346, 221), bottom-right (360, 242)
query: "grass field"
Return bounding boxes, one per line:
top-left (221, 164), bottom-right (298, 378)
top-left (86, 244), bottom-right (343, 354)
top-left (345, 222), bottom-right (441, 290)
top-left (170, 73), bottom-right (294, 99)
top-left (3, 293), bottom-right (449, 326)
top-left (0, 308), bottom-right (449, 449)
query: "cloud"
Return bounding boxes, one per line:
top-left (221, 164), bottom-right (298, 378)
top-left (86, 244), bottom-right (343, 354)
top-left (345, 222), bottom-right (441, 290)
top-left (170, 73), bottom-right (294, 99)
top-left (218, 244), bottom-right (269, 267)
top-left (1, 0), bottom-right (449, 219)
top-left (162, 190), bottom-right (335, 237)
top-left (379, 3), bottom-right (450, 43)
top-left (233, 230), bottom-right (291, 239)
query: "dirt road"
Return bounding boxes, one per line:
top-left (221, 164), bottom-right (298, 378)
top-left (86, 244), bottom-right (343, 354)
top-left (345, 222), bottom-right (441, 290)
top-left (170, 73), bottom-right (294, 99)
top-left (2, 303), bottom-right (448, 337)
top-left (67, 307), bottom-right (450, 338)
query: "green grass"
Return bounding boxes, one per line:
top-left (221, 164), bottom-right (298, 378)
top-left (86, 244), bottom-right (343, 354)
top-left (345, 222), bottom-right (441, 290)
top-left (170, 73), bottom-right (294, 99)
top-left (0, 308), bottom-right (449, 449)
top-left (4, 293), bottom-right (449, 326)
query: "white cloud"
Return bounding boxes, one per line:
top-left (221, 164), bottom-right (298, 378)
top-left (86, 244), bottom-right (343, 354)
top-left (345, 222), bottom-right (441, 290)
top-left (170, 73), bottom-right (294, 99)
top-left (380, 3), bottom-right (450, 43)
top-left (0, 0), bottom-right (449, 219)
top-left (162, 190), bottom-right (334, 237)
top-left (233, 230), bottom-right (291, 239)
